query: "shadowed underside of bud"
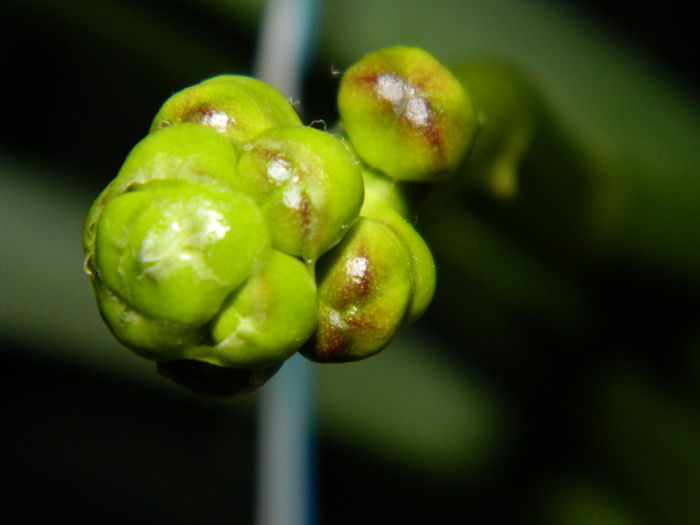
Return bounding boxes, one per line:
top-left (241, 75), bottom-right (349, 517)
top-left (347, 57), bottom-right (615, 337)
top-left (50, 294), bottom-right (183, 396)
top-left (95, 283), bottom-right (207, 361)
top-left (338, 46), bottom-right (477, 182)
top-left (156, 359), bottom-right (282, 397)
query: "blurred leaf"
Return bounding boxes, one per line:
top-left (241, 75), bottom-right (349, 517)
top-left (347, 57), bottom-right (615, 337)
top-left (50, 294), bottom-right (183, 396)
top-left (540, 478), bottom-right (652, 525)
top-left (588, 367), bottom-right (700, 525)
top-left (317, 327), bottom-right (506, 477)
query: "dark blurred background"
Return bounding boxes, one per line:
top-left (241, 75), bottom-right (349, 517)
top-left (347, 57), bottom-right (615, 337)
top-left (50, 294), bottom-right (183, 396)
top-left (1, 1), bottom-right (698, 524)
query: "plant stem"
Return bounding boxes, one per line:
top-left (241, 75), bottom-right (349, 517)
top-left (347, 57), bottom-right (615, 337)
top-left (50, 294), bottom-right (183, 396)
top-left (253, 1), bottom-right (319, 525)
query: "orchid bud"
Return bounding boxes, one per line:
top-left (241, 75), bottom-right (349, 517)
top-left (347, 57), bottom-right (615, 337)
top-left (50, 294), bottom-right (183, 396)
top-left (338, 46), bottom-right (477, 182)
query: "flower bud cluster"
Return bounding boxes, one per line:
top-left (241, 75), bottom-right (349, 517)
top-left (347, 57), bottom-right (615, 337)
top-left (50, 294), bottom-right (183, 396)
top-left (83, 47), bottom-right (476, 395)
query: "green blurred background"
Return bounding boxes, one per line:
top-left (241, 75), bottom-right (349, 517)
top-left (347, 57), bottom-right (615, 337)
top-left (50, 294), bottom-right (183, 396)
top-left (1, 1), bottom-right (698, 523)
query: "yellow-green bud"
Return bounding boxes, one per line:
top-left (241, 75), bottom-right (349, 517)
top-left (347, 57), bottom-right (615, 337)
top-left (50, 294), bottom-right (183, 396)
top-left (338, 46), bottom-right (477, 182)
top-left (150, 75), bottom-right (302, 149)
top-left (236, 125), bottom-right (364, 262)
top-left (363, 207), bottom-right (436, 324)
top-left (183, 250), bottom-right (318, 369)
top-left (303, 217), bottom-right (413, 362)
top-left (95, 181), bottom-right (268, 327)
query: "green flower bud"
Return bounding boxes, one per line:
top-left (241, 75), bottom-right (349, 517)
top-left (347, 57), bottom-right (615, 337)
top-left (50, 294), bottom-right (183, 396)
top-left (359, 166), bottom-right (410, 219)
top-left (83, 124), bottom-right (243, 248)
top-left (150, 75), bottom-right (302, 148)
top-left (182, 250), bottom-right (317, 369)
top-left (94, 283), bottom-right (206, 361)
top-left (452, 60), bottom-right (539, 198)
top-left (95, 181), bottom-right (268, 327)
top-left (156, 359), bottom-right (282, 397)
top-left (114, 123), bottom-right (243, 189)
top-left (363, 207), bottom-right (436, 324)
top-left (337, 46), bottom-right (477, 182)
top-left (236, 125), bottom-right (364, 262)
top-left (83, 124), bottom-right (245, 274)
top-left (302, 217), bottom-right (413, 362)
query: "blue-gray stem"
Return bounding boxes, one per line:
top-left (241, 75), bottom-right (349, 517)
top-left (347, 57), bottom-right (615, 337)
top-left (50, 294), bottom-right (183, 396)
top-left (253, 1), bottom-right (319, 525)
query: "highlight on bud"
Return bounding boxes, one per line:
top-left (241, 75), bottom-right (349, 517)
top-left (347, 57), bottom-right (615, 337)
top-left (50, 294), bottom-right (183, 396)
top-left (337, 46), bottom-right (478, 182)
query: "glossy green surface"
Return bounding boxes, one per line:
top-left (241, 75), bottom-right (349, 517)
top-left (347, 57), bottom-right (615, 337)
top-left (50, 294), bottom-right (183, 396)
top-left (359, 166), bottom-right (410, 219)
top-left (237, 125), bottom-right (364, 262)
top-left (151, 75), bottom-right (302, 148)
top-left (81, 53), bottom-right (445, 390)
top-left (364, 207), bottom-right (436, 324)
top-left (95, 182), bottom-right (268, 325)
top-left (83, 124), bottom-right (242, 260)
top-left (304, 217), bottom-right (413, 362)
top-left (338, 46), bottom-right (477, 181)
top-left (185, 250), bottom-right (318, 369)
top-left (94, 283), bottom-right (206, 360)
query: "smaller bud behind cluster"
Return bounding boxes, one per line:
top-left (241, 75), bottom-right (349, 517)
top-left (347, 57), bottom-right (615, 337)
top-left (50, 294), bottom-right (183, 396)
top-left (452, 60), bottom-right (539, 198)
